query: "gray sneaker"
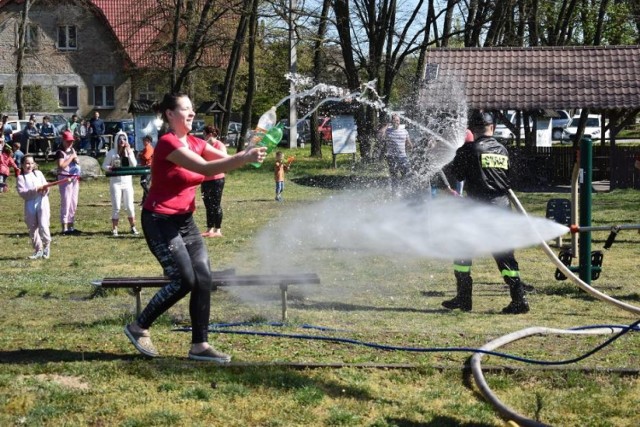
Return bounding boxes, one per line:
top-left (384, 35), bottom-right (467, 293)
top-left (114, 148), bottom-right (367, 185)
top-left (124, 324), bottom-right (159, 357)
top-left (188, 346), bottom-right (231, 363)
top-left (28, 250), bottom-right (43, 260)
top-left (43, 246), bottom-right (50, 259)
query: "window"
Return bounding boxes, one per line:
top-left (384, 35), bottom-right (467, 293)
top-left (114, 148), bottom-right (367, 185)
top-left (138, 82), bottom-right (157, 101)
top-left (94, 85), bottom-right (114, 107)
top-left (25, 24), bottom-right (39, 50)
top-left (58, 26), bottom-right (77, 50)
top-left (58, 86), bottom-right (78, 108)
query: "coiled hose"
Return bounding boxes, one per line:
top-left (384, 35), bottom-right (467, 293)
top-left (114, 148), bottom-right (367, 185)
top-left (467, 190), bottom-right (640, 427)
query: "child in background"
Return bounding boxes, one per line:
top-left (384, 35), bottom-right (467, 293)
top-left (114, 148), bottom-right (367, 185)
top-left (0, 140), bottom-right (20, 193)
top-left (274, 151), bottom-right (290, 202)
top-left (138, 135), bottom-right (154, 205)
top-left (13, 142), bottom-right (24, 169)
top-left (16, 155), bottom-right (51, 259)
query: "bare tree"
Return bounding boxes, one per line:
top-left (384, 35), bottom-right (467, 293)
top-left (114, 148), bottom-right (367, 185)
top-left (309, 0), bottom-right (332, 158)
top-left (15, 0), bottom-right (33, 120)
top-left (333, 0), bottom-right (461, 161)
top-left (220, 1), bottom-right (253, 149)
top-left (238, 0), bottom-right (259, 151)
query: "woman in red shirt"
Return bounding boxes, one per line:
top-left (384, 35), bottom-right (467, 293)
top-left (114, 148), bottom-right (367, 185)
top-left (124, 93), bottom-right (265, 362)
top-left (200, 125), bottom-right (226, 237)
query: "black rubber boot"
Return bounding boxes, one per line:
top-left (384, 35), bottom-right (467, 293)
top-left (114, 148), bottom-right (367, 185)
top-left (442, 275), bottom-right (472, 311)
top-left (502, 279), bottom-right (530, 314)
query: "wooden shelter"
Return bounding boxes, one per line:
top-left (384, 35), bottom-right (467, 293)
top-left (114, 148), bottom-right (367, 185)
top-left (424, 45), bottom-right (640, 188)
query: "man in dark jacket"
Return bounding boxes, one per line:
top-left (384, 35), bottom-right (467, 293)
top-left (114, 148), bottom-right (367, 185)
top-left (442, 110), bottom-right (530, 314)
top-left (89, 111), bottom-right (105, 157)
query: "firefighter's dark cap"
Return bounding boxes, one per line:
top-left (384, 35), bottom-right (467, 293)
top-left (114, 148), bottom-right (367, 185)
top-left (468, 110), bottom-right (494, 126)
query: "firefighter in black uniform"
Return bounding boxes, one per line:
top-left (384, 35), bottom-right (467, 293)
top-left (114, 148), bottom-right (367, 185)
top-left (442, 110), bottom-right (531, 314)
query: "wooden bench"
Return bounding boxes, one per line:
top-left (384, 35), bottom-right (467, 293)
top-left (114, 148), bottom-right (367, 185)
top-left (91, 269), bottom-right (320, 321)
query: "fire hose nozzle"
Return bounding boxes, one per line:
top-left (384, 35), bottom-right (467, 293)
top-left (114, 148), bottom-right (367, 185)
top-left (569, 224), bottom-right (580, 234)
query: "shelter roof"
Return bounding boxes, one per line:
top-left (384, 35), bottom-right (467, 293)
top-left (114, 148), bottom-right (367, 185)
top-left (196, 100), bottom-right (226, 114)
top-left (424, 45), bottom-right (640, 111)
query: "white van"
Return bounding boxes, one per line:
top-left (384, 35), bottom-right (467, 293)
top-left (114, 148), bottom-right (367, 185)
top-left (562, 115), bottom-right (609, 142)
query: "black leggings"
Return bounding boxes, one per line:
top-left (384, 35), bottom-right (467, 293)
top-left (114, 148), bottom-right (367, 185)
top-left (201, 178), bottom-right (224, 229)
top-left (138, 209), bottom-right (212, 343)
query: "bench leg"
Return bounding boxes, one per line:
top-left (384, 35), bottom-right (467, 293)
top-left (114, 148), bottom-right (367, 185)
top-left (133, 286), bottom-right (142, 317)
top-left (280, 284), bottom-right (288, 322)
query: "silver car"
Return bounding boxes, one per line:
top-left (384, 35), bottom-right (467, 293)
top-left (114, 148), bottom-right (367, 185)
top-left (223, 122), bottom-right (242, 147)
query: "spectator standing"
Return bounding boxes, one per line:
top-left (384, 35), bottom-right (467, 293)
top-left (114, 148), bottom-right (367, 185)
top-left (68, 115), bottom-right (80, 145)
top-left (16, 155), bottom-right (51, 259)
top-left (455, 129), bottom-right (475, 195)
top-left (2, 115), bottom-right (12, 143)
top-left (378, 114), bottom-right (413, 195)
top-left (13, 142), bottom-right (24, 169)
top-left (89, 111), bottom-right (105, 157)
top-left (0, 139), bottom-right (20, 193)
top-left (200, 126), bottom-right (227, 237)
top-left (123, 92), bottom-right (266, 362)
top-left (56, 130), bottom-right (81, 235)
top-left (102, 131), bottom-right (139, 236)
top-left (137, 135), bottom-right (154, 205)
top-left (76, 119), bottom-right (89, 153)
top-left (442, 110), bottom-right (530, 314)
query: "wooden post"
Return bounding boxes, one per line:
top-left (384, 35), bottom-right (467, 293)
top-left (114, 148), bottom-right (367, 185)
top-left (280, 283), bottom-right (288, 321)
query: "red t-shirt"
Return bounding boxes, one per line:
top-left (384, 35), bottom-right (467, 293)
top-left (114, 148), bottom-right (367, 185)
top-left (203, 138), bottom-right (226, 182)
top-left (143, 133), bottom-right (206, 215)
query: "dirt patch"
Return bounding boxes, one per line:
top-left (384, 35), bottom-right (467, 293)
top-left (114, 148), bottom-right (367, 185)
top-left (22, 374), bottom-right (90, 391)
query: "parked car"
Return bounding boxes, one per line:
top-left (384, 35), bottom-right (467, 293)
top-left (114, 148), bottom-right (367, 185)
top-left (5, 120), bottom-right (30, 138)
top-left (278, 118), bottom-right (310, 147)
top-left (494, 110), bottom-right (570, 142)
top-left (104, 119), bottom-right (135, 144)
top-left (49, 114), bottom-right (69, 133)
top-left (561, 114), bottom-right (609, 142)
top-left (551, 110), bottom-right (571, 139)
top-left (317, 116), bottom-right (332, 142)
top-left (191, 119), bottom-right (206, 138)
top-left (223, 121), bottom-right (242, 147)
top-left (493, 111), bottom-right (530, 142)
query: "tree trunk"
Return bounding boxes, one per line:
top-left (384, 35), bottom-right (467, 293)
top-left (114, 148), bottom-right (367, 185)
top-left (15, 0), bottom-right (32, 120)
top-left (170, 0), bottom-right (182, 91)
top-left (309, 0), bottom-right (331, 158)
top-left (220, 3), bottom-right (251, 146)
top-left (239, 0), bottom-right (258, 151)
top-left (333, 0), bottom-right (367, 159)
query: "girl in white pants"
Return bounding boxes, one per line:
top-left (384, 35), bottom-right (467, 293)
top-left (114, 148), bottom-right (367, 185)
top-left (102, 131), bottom-right (139, 236)
top-left (17, 155), bottom-right (51, 259)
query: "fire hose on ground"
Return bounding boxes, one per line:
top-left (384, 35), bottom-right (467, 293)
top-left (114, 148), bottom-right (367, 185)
top-left (461, 189), bottom-right (640, 426)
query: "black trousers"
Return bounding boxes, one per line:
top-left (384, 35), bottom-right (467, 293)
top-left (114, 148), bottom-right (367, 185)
top-left (138, 209), bottom-right (212, 344)
top-left (201, 178), bottom-right (224, 229)
top-left (453, 195), bottom-right (521, 285)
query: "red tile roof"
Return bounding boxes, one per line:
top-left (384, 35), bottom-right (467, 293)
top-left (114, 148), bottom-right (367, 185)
top-left (0, 0), bottom-right (227, 69)
top-left (423, 46), bottom-right (640, 111)
top-left (90, 0), bottom-right (166, 68)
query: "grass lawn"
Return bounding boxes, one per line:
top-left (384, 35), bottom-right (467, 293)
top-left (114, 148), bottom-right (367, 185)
top-left (1, 146), bottom-right (639, 426)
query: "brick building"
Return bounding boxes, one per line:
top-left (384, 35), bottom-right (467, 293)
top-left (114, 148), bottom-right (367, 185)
top-left (0, 0), bottom-right (231, 120)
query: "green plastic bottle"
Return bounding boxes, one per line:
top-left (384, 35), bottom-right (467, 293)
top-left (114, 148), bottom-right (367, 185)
top-left (250, 123), bottom-right (284, 168)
